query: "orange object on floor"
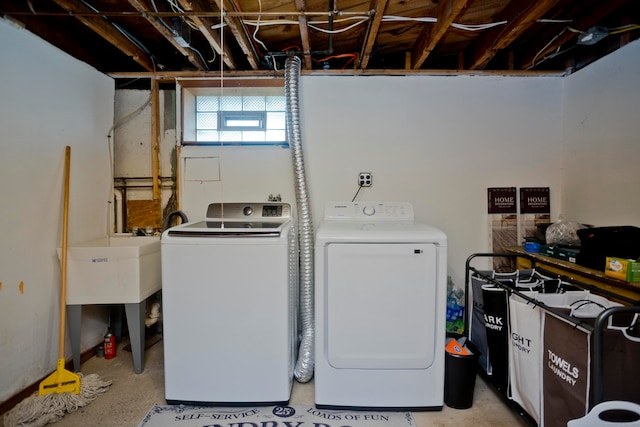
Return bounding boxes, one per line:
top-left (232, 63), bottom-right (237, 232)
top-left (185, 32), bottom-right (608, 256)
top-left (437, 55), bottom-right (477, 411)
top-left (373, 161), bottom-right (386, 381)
top-left (446, 338), bottom-right (471, 356)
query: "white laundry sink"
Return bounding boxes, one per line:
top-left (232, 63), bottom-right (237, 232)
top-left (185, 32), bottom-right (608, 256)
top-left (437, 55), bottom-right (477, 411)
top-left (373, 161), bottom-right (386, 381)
top-left (61, 234), bottom-right (161, 305)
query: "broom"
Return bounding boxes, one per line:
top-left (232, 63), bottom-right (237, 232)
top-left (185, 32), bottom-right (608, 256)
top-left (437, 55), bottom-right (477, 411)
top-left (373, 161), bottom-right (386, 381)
top-left (4, 146), bottom-right (112, 427)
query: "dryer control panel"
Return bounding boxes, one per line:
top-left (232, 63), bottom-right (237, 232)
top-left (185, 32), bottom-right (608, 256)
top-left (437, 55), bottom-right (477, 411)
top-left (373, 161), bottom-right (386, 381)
top-left (323, 202), bottom-right (414, 221)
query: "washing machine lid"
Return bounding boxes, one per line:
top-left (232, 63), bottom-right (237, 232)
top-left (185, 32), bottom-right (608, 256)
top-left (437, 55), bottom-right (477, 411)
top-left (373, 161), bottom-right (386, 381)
top-left (166, 202), bottom-right (293, 237)
top-left (166, 219), bottom-right (288, 237)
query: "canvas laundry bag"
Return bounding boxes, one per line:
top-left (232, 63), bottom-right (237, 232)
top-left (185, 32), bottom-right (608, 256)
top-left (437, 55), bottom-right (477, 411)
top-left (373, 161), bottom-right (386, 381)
top-left (600, 312), bottom-right (640, 403)
top-left (542, 311), bottom-right (591, 427)
top-left (470, 272), bottom-right (496, 374)
top-left (508, 289), bottom-right (590, 426)
top-left (508, 292), bottom-right (542, 424)
top-left (470, 270), bottom-right (526, 375)
top-left (482, 284), bottom-right (510, 395)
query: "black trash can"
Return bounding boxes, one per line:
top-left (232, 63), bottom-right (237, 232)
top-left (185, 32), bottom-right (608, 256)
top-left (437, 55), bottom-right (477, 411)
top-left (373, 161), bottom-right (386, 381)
top-left (444, 334), bottom-right (479, 409)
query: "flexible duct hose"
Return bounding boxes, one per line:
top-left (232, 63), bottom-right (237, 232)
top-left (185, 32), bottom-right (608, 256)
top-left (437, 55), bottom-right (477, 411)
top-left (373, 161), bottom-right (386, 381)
top-left (285, 56), bottom-right (314, 383)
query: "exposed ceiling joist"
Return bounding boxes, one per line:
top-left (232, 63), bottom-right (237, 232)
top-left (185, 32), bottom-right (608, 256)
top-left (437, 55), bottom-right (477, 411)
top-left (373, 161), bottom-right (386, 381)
top-left (127, 0), bottom-right (206, 70)
top-left (52, 0), bottom-right (156, 71)
top-left (1, 0), bottom-right (636, 78)
top-left (359, 0), bottom-right (387, 69)
top-left (212, 0), bottom-right (261, 70)
top-left (411, 0), bottom-right (469, 69)
top-left (295, 0), bottom-right (313, 70)
top-left (175, 0), bottom-right (237, 70)
top-left (470, 0), bottom-right (559, 70)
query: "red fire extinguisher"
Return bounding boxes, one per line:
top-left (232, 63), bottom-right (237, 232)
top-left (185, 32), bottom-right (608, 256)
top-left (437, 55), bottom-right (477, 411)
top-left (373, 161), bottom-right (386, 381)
top-left (104, 327), bottom-right (116, 359)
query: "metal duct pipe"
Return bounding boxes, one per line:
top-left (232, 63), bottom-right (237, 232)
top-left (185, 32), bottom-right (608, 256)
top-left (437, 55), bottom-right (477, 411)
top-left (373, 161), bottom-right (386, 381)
top-left (285, 55), bottom-right (314, 383)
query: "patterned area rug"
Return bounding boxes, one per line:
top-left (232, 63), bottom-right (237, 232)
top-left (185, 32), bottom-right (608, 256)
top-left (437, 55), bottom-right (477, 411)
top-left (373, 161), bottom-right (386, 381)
top-left (138, 404), bottom-right (416, 427)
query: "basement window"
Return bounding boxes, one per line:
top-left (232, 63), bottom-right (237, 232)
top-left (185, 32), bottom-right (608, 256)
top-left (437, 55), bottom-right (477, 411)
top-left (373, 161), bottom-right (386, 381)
top-left (180, 82), bottom-right (287, 146)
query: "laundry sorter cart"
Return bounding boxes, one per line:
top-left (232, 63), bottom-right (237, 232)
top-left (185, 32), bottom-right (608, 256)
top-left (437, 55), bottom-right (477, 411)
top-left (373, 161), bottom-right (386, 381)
top-left (464, 252), bottom-right (640, 427)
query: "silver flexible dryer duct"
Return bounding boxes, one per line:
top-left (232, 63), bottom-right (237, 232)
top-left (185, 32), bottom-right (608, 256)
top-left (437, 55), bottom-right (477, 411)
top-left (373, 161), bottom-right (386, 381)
top-left (285, 56), bottom-right (315, 383)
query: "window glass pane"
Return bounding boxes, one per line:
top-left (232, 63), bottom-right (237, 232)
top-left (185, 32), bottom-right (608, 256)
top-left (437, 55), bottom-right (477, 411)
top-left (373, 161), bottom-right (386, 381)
top-left (267, 112), bottom-right (286, 130)
top-left (243, 96), bottom-right (266, 111)
top-left (243, 131), bottom-right (266, 142)
top-left (197, 112), bottom-right (218, 129)
top-left (197, 130), bottom-right (219, 141)
top-left (266, 96), bottom-right (286, 110)
top-left (266, 129), bottom-right (286, 141)
top-left (197, 96), bottom-right (218, 111)
top-left (220, 131), bottom-right (242, 142)
top-left (186, 88), bottom-right (287, 146)
top-left (220, 96), bottom-right (242, 111)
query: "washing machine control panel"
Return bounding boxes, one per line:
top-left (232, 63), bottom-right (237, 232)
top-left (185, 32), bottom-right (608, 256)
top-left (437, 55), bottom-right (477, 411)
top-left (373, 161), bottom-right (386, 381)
top-left (324, 202), bottom-right (414, 220)
top-left (206, 202), bottom-right (292, 219)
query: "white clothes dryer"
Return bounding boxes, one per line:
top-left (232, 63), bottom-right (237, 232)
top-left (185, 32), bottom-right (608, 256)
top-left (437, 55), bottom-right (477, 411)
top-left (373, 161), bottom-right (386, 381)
top-left (315, 202), bottom-right (447, 410)
top-left (161, 202), bottom-right (298, 405)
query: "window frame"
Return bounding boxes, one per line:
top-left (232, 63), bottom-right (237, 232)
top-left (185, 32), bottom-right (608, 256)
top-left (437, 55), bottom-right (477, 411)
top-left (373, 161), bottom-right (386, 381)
top-left (178, 78), bottom-right (287, 147)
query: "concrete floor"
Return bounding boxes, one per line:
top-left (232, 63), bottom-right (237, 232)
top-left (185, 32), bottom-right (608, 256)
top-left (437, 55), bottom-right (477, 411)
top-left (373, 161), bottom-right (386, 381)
top-left (40, 338), bottom-right (529, 427)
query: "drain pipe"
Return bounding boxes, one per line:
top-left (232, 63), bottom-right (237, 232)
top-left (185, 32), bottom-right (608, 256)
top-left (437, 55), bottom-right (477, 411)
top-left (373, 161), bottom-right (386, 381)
top-left (285, 55), bottom-right (314, 383)
top-left (114, 188), bottom-right (124, 233)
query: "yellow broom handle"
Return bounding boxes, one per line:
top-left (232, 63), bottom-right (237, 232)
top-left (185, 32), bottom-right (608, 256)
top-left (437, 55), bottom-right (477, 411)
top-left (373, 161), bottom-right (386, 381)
top-left (59, 146), bottom-right (71, 360)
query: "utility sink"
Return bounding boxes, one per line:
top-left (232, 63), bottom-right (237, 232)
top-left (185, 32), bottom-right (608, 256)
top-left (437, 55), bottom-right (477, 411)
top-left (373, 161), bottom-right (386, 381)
top-left (61, 234), bottom-right (161, 305)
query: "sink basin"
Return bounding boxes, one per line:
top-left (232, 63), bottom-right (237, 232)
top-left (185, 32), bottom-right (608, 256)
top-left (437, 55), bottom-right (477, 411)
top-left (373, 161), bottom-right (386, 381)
top-left (60, 234), bottom-right (161, 305)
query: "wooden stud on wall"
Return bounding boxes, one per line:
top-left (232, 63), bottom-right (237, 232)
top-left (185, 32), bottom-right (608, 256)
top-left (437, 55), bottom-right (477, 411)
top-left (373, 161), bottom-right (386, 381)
top-left (457, 52), bottom-right (464, 70)
top-left (151, 78), bottom-right (161, 202)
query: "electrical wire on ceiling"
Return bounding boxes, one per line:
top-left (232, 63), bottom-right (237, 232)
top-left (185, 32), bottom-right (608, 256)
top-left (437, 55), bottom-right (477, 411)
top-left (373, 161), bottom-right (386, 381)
top-left (252, 0), bottom-right (269, 52)
top-left (242, 15), bottom-right (509, 34)
top-left (227, 0), bottom-right (271, 68)
top-left (528, 23), bottom-right (639, 70)
top-left (312, 53), bottom-right (358, 69)
top-left (529, 26), bottom-right (580, 69)
top-left (609, 24), bottom-right (640, 35)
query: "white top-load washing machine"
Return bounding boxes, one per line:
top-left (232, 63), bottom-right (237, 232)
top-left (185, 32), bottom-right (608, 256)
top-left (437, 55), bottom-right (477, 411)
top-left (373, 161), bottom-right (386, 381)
top-left (315, 202), bottom-right (447, 410)
top-left (161, 202), bottom-right (298, 405)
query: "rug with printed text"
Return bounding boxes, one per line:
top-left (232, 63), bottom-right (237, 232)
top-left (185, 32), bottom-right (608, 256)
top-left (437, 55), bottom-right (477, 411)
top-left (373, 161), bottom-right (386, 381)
top-left (138, 404), bottom-right (417, 427)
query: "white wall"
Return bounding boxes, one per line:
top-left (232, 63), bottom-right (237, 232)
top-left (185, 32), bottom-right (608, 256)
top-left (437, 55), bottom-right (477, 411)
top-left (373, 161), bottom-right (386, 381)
top-left (561, 40), bottom-right (640, 226)
top-left (299, 74), bottom-right (564, 285)
top-left (0, 19), bottom-right (114, 402)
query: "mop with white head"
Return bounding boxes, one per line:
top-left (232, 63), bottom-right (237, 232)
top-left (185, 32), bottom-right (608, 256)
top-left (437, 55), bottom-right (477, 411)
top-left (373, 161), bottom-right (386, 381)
top-left (3, 373), bottom-right (112, 427)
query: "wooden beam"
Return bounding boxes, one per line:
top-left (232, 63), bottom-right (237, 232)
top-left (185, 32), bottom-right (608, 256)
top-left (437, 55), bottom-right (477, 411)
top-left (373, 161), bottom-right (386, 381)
top-left (212, 0), bottom-right (261, 70)
top-left (52, 0), bottom-right (156, 71)
top-left (295, 0), bottom-right (313, 70)
top-left (359, 0), bottom-right (387, 69)
top-left (175, 0), bottom-right (238, 70)
top-left (151, 78), bottom-right (161, 201)
top-left (127, 0), bottom-right (206, 70)
top-left (411, 0), bottom-right (469, 69)
top-left (469, 0), bottom-right (559, 70)
top-left (107, 68), bottom-right (567, 81)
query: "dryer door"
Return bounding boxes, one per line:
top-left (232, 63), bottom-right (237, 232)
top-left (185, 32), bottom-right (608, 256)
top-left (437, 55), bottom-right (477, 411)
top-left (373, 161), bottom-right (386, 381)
top-left (325, 242), bottom-right (438, 369)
